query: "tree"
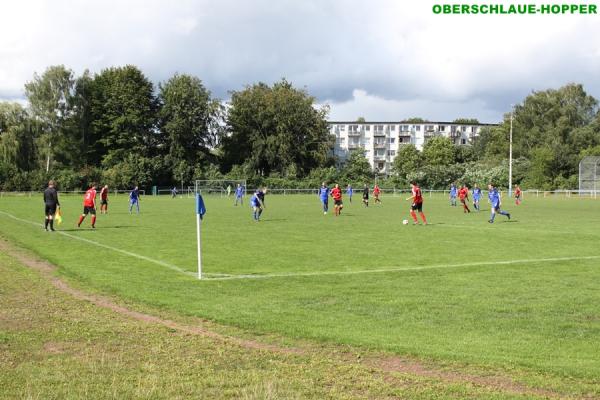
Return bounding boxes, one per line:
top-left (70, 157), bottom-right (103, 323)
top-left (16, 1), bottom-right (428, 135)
top-left (356, 116), bottom-right (366, 123)
top-left (89, 65), bottom-right (157, 167)
top-left (404, 117), bottom-right (425, 123)
top-left (0, 102), bottom-right (37, 171)
top-left (158, 73), bottom-right (223, 181)
top-left (341, 150), bottom-right (373, 183)
top-left (24, 65), bottom-right (77, 171)
top-left (391, 144), bottom-right (421, 181)
top-left (453, 118), bottom-right (480, 124)
top-left (422, 136), bottom-right (455, 166)
top-left (222, 79), bottom-right (332, 176)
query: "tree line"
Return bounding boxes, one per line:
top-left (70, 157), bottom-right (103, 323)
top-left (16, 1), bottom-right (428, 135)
top-left (1, 65), bottom-right (599, 191)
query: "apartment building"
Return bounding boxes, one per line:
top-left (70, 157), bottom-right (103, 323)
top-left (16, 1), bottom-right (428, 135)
top-left (329, 121), bottom-right (497, 174)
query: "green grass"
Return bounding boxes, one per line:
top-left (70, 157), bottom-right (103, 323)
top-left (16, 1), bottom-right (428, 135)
top-left (1, 192), bottom-right (600, 395)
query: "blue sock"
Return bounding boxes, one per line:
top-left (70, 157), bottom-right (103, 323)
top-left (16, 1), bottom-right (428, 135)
top-left (490, 212), bottom-right (496, 222)
top-left (499, 210), bottom-right (509, 216)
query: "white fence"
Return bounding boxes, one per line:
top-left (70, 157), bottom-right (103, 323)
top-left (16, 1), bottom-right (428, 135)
top-left (0, 189), bottom-right (146, 198)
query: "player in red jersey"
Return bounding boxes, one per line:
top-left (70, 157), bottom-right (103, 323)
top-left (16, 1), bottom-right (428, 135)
top-left (373, 184), bottom-right (382, 204)
top-left (406, 181), bottom-right (427, 225)
top-left (514, 185), bottom-right (522, 205)
top-left (78, 184), bottom-right (97, 228)
top-left (100, 185), bottom-right (109, 214)
top-left (458, 184), bottom-right (471, 213)
top-left (330, 183), bottom-right (344, 216)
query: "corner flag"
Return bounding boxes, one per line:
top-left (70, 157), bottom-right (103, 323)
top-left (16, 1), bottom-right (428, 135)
top-left (196, 194), bottom-right (206, 279)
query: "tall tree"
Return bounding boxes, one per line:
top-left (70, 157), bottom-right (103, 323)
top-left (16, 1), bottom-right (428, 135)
top-left (158, 74), bottom-right (223, 179)
top-left (24, 65), bottom-right (77, 171)
top-left (90, 65), bottom-right (157, 167)
top-left (222, 79), bottom-right (332, 176)
top-left (341, 150), bottom-right (373, 183)
top-left (0, 102), bottom-right (37, 171)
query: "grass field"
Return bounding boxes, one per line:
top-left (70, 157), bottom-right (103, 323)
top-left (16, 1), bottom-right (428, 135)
top-left (1, 192), bottom-right (600, 396)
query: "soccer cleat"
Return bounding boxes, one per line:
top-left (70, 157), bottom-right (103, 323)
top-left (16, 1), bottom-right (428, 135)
top-left (507, 213), bottom-right (511, 220)
top-left (488, 220), bottom-right (493, 223)
top-left (92, 225), bottom-right (95, 229)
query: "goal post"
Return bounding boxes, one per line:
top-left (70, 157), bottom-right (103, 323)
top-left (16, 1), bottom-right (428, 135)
top-left (194, 179), bottom-right (247, 197)
top-left (579, 156), bottom-right (600, 198)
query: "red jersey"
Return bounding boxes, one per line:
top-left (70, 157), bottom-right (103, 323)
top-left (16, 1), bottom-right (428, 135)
top-left (83, 188), bottom-right (97, 207)
top-left (373, 186), bottom-right (381, 195)
top-left (458, 187), bottom-right (469, 200)
top-left (412, 186), bottom-right (423, 204)
top-left (100, 187), bottom-right (108, 200)
top-left (331, 187), bottom-right (342, 201)
top-left (514, 188), bottom-right (521, 196)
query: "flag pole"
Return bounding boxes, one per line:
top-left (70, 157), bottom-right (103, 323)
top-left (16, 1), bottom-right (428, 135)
top-left (195, 193), bottom-right (206, 280)
top-left (508, 107), bottom-right (513, 197)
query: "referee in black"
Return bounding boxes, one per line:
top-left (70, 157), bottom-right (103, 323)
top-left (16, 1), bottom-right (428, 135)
top-left (43, 180), bottom-right (60, 231)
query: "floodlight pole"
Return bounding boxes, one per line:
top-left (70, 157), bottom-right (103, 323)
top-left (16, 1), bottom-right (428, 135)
top-left (508, 108), bottom-right (513, 197)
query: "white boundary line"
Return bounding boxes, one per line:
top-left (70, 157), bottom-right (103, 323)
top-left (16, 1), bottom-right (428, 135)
top-left (2, 210), bottom-right (599, 282)
top-left (0, 210), bottom-right (196, 277)
top-left (202, 255), bottom-right (600, 281)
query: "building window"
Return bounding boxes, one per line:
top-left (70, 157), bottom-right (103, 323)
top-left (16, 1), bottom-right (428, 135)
top-left (399, 137), bottom-right (403, 143)
top-left (439, 125), bottom-right (446, 132)
top-left (340, 125), bottom-right (345, 131)
top-left (374, 125), bottom-right (384, 132)
top-left (378, 162), bottom-right (384, 170)
top-left (388, 150), bottom-right (396, 156)
top-left (391, 125), bottom-right (396, 131)
top-left (461, 138), bottom-right (467, 145)
top-left (339, 138), bottom-right (345, 145)
top-left (415, 125), bottom-right (421, 131)
top-left (461, 126), bottom-right (467, 132)
top-left (365, 125), bottom-right (370, 131)
top-left (425, 125), bottom-right (434, 131)
top-left (349, 125), bottom-right (359, 132)
top-left (364, 138), bottom-right (371, 145)
top-left (471, 126), bottom-right (477, 133)
top-left (389, 137), bottom-right (395, 144)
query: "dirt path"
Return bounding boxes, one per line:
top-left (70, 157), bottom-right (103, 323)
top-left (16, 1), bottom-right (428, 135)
top-left (0, 237), bottom-right (571, 399)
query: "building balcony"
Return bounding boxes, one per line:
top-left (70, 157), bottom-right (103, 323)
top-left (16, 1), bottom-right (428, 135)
top-left (373, 155), bottom-right (387, 161)
top-left (373, 142), bottom-right (387, 149)
top-left (348, 144), bottom-right (363, 150)
top-left (373, 130), bottom-right (386, 137)
top-left (347, 130), bottom-right (362, 136)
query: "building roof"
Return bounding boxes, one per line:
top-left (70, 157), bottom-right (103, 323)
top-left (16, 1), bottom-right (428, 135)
top-left (328, 121), bottom-right (498, 126)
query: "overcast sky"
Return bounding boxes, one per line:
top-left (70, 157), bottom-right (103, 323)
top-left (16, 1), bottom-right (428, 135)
top-left (1, 0), bottom-right (599, 123)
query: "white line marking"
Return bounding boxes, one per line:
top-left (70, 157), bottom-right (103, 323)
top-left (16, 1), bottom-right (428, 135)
top-left (3, 210), bottom-right (599, 282)
top-left (0, 210), bottom-right (196, 277)
top-left (202, 255), bottom-right (600, 281)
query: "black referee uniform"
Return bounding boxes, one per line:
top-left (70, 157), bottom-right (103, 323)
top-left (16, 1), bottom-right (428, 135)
top-left (43, 186), bottom-right (60, 231)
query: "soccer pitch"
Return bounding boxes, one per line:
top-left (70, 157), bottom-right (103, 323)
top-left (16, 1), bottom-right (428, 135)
top-left (1, 193), bottom-right (600, 381)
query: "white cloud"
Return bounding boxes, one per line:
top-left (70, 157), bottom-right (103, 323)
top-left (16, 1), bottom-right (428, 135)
top-left (1, 0), bottom-right (599, 121)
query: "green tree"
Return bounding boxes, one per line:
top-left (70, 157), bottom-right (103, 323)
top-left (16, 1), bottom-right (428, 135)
top-left (158, 73), bottom-right (224, 182)
top-left (0, 102), bottom-right (37, 171)
top-left (391, 144), bottom-right (421, 181)
top-left (405, 117), bottom-right (425, 123)
top-left (422, 136), bottom-right (455, 166)
top-left (341, 150), bottom-right (373, 183)
top-left (222, 79), bottom-right (332, 176)
top-left (89, 65), bottom-right (157, 167)
top-left (24, 65), bottom-right (77, 171)
top-left (453, 118), bottom-right (480, 124)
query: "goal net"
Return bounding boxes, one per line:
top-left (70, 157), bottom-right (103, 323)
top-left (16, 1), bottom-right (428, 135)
top-left (194, 179), bottom-right (247, 196)
top-left (579, 156), bottom-right (600, 198)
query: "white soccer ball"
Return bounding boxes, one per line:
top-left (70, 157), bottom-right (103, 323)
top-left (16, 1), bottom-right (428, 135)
top-left (402, 219), bottom-right (409, 225)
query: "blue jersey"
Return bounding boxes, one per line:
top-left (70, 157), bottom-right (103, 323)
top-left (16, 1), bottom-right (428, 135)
top-left (473, 188), bottom-right (481, 200)
top-left (319, 187), bottom-right (330, 200)
top-left (347, 187), bottom-right (353, 196)
top-left (488, 188), bottom-right (500, 207)
top-left (129, 189), bottom-right (139, 202)
top-left (450, 186), bottom-right (457, 197)
top-left (235, 186), bottom-right (244, 197)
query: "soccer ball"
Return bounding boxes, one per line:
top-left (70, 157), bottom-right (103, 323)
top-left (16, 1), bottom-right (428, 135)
top-left (402, 219), bottom-right (409, 225)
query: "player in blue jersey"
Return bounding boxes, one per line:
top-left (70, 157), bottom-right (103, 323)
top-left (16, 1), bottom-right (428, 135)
top-left (472, 184), bottom-right (482, 211)
top-left (449, 183), bottom-right (458, 206)
top-left (129, 186), bottom-right (140, 214)
top-left (346, 184), bottom-right (353, 203)
top-left (234, 183), bottom-right (244, 206)
top-left (250, 187), bottom-right (266, 221)
top-left (487, 184), bottom-right (511, 223)
top-left (318, 182), bottom-right (330, 214)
